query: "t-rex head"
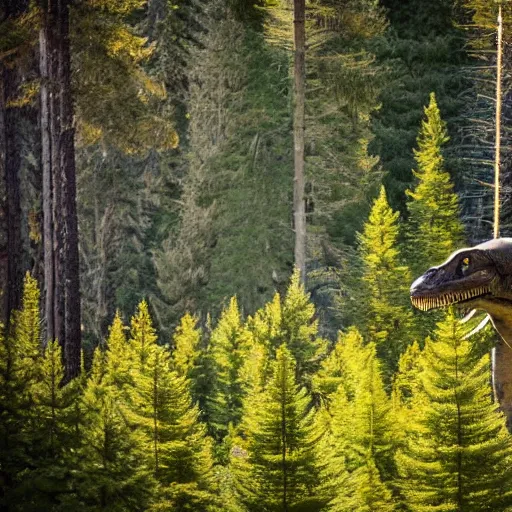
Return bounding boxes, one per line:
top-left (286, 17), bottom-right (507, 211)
top-left (410, 238), bottom-right (512, 316)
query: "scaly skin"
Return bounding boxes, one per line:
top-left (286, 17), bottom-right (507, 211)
top-left (410, 238), bottom-right (512, 426)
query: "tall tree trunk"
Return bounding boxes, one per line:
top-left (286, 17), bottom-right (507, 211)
top-left (39, 0), bottom-right (81, 381)
top-left (293, 0), bottom-right (306, 283)
top-left (0, 0), bottom-right (29, 327)
top-left (40, 6), bottom-right (55, 344)
top-left (59, 0), bottom-right (81, 380)
top-left (4, 65), bottom-right (23, 327)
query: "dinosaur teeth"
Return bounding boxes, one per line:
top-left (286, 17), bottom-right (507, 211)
top-left (411, 283), bottom-right (492, 312)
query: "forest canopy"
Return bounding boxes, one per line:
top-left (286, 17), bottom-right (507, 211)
top-left (1, 0), bottom-right (511, 510)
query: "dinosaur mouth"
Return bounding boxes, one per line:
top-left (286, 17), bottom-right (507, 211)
top-left (410, 285), bottom-right (492, 311)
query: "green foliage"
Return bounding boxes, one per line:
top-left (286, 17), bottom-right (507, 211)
top-left (0, 274), bottom-right (42, 505)
top-left (207, 297), bottom-right (249, 442)
top-left (74, 355), bottom-right (156, 511)
top-left (406, 93), bottom-right (464, 273)
top-left (72, 0), bottom-right (178, 152)
top-left (172, 313), bottom-right (201, 379)
top-left (370, 0), bottom-right (470, 213)
top-left (316, 330), bottom-right (396, 512)
top-left (171, 313), bottom-right (211, 412)
top-left (130, 342), bottom-right (215, 509)
top-left (358, 186), bottom-right (415, 377)
top-left (154, 1), bottom-right (294, 324)
top-left (128, 299), bottom-right (158, 369)
top-left (232, 345), bottom-right (319, 511)
top-left (247, 271), bottom-right (327, 385)
top-left (397, 311), bottom-right (512, 511)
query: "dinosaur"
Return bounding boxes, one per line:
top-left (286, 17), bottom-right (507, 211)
top-left (410, 238), bottom-right (512, 426)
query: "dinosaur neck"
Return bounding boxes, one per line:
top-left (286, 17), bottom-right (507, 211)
top-left (473, 298), bottom-right (512, 427)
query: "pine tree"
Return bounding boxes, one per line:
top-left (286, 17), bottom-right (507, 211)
top-left (208, 297), bottom-right (248, 442)
top-left (248, 271), bottom-right (327, 385)
top-left (358, 186), bottom-right (415, 378)
top-left (126, 302), bottom-right (215, 510)
top-left (171, 312), bottom-right (208, 412)
top-left (74, 347), bottom-right (155, 511)
top-left (0, 273), bottom-right (42, 505)
top-left (172, 313), bottom-right (202, 380)
top-left (232, 345), bottom-right (320, 511)
top-left (397, 311), bottom-right (512, 511)
top-left (104, 311), bottom-right (131, 391)
top-left (406, 92), bottom-right (464, 274)
top-left (131, 343), bottom-right (215, 510)
top-left (312, 327), bottom-right (368, 401)
top-left (16, 341), bottom-right (80, 509)
top-left (129, 300), bottom-right (158, 370)
top-left (316, 332), bottom-right (396, 511)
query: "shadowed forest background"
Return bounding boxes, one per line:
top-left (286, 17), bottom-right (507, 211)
top-left (2, 0), bottom-right (512, 510)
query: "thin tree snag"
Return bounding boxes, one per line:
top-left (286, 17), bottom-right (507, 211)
top-left (293, 0), bottom-right (306, 284)
top-left (39, 12), bottom-right (55, 344)
top-left (494, 4), bottom-right (503, 239)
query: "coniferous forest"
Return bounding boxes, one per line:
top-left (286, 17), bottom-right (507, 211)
top-left (1, 0), bottom-right (512, 510)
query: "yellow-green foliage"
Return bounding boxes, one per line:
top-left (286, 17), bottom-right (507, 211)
top-left (397, 312), bottom-right (512, 511)
top-left (359, 186), bottom-right (415, 376)
top-left (406, 93), bottom-right (464, 272)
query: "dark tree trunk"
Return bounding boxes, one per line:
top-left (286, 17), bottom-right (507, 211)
top-left (4, 65), bottom-right (23, 327)
top-left (59, 0), bottom-right (81, 380)
top-left (0, 0), bottom-right (29, 328)
top-left (39, 0), bottom-right (81, 381)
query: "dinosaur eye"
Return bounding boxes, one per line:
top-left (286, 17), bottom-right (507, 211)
top-left (461, 257), bottom-right (470, 271)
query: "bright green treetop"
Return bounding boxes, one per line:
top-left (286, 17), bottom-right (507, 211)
top-left (397, 311), bottom-right (512, 511)
top-left (315, 331), bottom-right (396, 512)
top-left (247, 271), bottom-right (327, 384)
top-left (75, 351), bottom-right (155, 511)
top-left (129, 300), bottom-right (158, 369)
top-left (172, 313), bottom-right (202, 380)
top-left (208, 297), bottom-right (250, 442)
top-left (232, 344), bottom-right (320, 511)
top-left (104, 311), bottom-right (132, 390)
top-left (358, 186), bottom-right (415, 377)
top-left (129, 342), bottom-right (215, 510)
top-left (406, 92), bottom-right (464, 273)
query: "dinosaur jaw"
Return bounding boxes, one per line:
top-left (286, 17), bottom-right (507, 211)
top-left (410, 286), bottom-right (492, 311)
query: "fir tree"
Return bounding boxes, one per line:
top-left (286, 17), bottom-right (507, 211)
top-left (232, 345), bottom-right (320, 511)
top-left (16, 341), bottom-right (80, 509)
top-left (104, 311), bottom-right (131, 391)
top-left (74, 347), bottom-right (155, 511)
top-left (131, 344), bottom-right (215, 510)
top-left (127, 302), bottom-right (215, 510)
top-left (129, 300), bottom-right (158, 370)
top-left (208, 297), bottom-right (248, 442)
top-left (316, 332), bottom-right (396, 511)
top-left (0, 273), bottom-right (42, 506)
top-left (397, 311), bottom-right (512, 511)
top-left (406, 92), bottom-right (464, 274)
top-left (358, 186), bottom-right (415, 378)
top-left (171, 313), bottom-right (202, 381)
top-left (171, 312), bottom-right (208, 412)
top-left (248, 271), bottom-right (327, 384)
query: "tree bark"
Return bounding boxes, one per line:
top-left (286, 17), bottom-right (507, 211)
top-left (39, 0), bottom-right (81, 381)
top-left (40, 6), bottom-right (55, 344)
top-left (4, 65), bottom-right (23, 327)
top-left (293, 0), bottom-right (306, 284)
top-left (58, 0), bottom-right (81, 380)
top-left (0, 0), bottom-right (29, 328)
